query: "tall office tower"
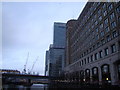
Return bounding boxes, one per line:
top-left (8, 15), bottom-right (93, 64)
top-left (53, 22), bottom-right (66, 48)
top-left (64, 2), bottom-right (120, 85)
top-left (45, 22), bottom-right (66, 77)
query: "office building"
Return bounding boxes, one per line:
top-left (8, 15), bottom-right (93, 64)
top-left (45, 22), bottom-right (66, 77)
top-left (64, 2), bottom-right (120, 85)
top-left (53, 22), bottom-right (66, 48)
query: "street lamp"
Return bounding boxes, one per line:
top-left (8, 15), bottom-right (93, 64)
top-left (106, 77), bottom-right (109, 81)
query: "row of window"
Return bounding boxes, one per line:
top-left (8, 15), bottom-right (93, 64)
top-left (79, 2), bottom-right (119, 31)
top-left (79, 43), bottom-right (117, 66)
top-left (71, 30), bottom-right (119, 61)
top-left (71, 15), bottom-right (118, 53)
top-left (70, 41), bottom-right (120, 70)
top-left (67, 64), bottom-right (111, 78)
top-left (81, 65), bottom-right (110, 76)
top-left (71, 5), bottom-right (120, 49)
top-left (69, 3), bottom-right (120, 63)
top-left (66, 64), bottom-right (120, 84)
top-left (72, 2), bottom-right (120, 43)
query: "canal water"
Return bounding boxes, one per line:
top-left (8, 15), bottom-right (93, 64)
top-left (3, 83), bottom-right (120, 90)
top-left (3, 84), bottom-right (49, 90)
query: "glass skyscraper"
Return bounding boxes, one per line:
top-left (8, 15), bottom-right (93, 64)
top-left (45, 22), bottom-right (66, 77)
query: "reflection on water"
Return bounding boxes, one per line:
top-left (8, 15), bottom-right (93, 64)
top-left (31, 84), bottom-right (48, 90)
top-left (3, 84), bottom-right (48, 90)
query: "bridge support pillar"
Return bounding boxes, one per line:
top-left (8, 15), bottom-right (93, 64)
top-left (28, 79), bottom-right (31, 84)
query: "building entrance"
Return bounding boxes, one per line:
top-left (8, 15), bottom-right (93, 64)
top-left (101, 64), bottom-right (111, 85)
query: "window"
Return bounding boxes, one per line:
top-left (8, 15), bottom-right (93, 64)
top-left (111, 44), bottom-right (116, 53)
top-left (93, 67), bottom-right (98, 75)
top-left (118, 64), bottom-right (120, 80)
top-left (82, 60), bottom-right (83, 65)
top-left (99, 16), bottom-right (102, 21)
top-left (99, 50), bottom-right (103, 58)
top-left (92, 31), bottom-right (94, 38)
top-left (97, 42), bottom-right (100, 47)
top-left (88, 29), bottom-right (91, 32)
top-left (84, 59), bottom-right (86, 64)
top-left (116, 6), bottom-right (120, 13)
top-left (118, 64), bottom-right (120, 73)
top-left (100, 23), bottom-right (103, 29)
top-left (90, 48), bottom-right (92, 52)
top-left (95, 53), bottom-right (98, 60)
top-left (86, 50), bottom-right (88, 54)
top-left (93, 2), bottom-right (96, 6)
top-left (118, 17), bottom-right (120, 23)
top-left (87, 57), bottom-right (90, 63)
top-left (103, 3), bottom-right (106, 9)
top-left (96, 28), bottom-right (98, 33)
top-left (90, 7), bottom-right (93, 16)
top-left (91, 19), bottom-right (94, 23)
top-left (119, 41), bottom-right (120, 51)
top-left (80, 61), bottom-right (81, 66)
top-left (111, 22), bottom-right (116, 29)
top-left (112, 30), bottom-right (118, 38)
top-left (105, 26), bottom-right (110, 33)
top-left (103, 10), bottom-right (107, 16)
top-left (80, 70), bottom-right (84, 76)
top-left (93, 45), bottom-right (95, 50)
top-left (86, 69), bottom-right (90, 76)
top-left (84, 52), bottom-right (86, 56)
top-left (98, 9), bottom-right (101, 16)
top-left (82, 54), bottom-right (84, 57)
top-left (95, 21), bottom-right (98, 25)
top-left (101, 39), bottom-right (105, 45)
top-left (96, 34), bottom-right (99, 40)
top-left (102, 65), bottom-right (109, 73)
top-left (86, 69), bottom-right (90, 74)
top-left (97, 2), bottom-right (100, 6)
top-left (106, 35), bottom-right (111, 42)
top-left (104, 18), bottom-right (108, 25)
top-left (108, 4), bottom-right (113, 11)
top-left (92, 25), bottom-right (94, 29)
top-left (91, 55), bottom-right (93, 62)
top-left (105, 48), bottom-right (109, 56)
top-left (94, 14), bottom-right (97, 19)
top-left (110, 12), bottom-right (115, 20)
top-left (100, 31), bottom-right (104, 37)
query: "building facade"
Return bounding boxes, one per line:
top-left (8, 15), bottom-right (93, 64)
top-left (45, 50), bottom-right (50, 76)
top-left (53, 22), bottom-right (66, 48)
top-left (64, 2), bottom-right (120, 85)
top-left (45, 22), bottom-right (66, 77)
top-left (0, 69), bottom-right (20, 74)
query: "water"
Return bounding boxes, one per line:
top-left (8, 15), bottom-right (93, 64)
top-left (3, 83), bottom-right (120, 90)
top-left (3, 84), bottom-right (48, 90)
top-left (31, 84), bottom-right (48, 90)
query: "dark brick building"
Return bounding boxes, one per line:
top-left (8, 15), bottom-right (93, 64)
top-left (64, 2), bottom-right (120, 85)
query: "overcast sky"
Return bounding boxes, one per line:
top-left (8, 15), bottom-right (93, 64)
top-left (2, 2), bottom-right (87, 75)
